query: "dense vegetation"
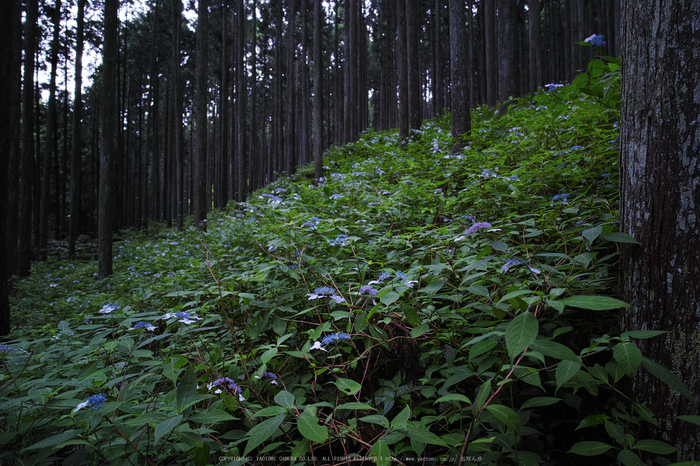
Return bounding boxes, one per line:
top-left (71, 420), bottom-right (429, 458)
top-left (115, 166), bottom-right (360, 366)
top-left (2, 58), bottom-right (691, 466)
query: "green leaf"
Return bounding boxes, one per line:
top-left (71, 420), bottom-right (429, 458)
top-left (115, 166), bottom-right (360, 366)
top-left (600, 232), bottom-right (639, 244)
top-left (380, 290), bottom-right (400, 305)
top-left (404, 425), bottom-right (447, 446)
top-left (404, 306), bottom-right (420, 326)
top-left (613, 342), bottom-right (642, 376)
top-left (21, 430), bottom-right (82, 452)
top-left (434, 394), bottom-right (471, 404)
top-left (298, 410), bottom-right (328, 444)
top-left (155, 414), bottom-right (183, 444)
top-left (176, 366), bottom-right (197, 413)
top-left (474, 379), bottom-right (491, 412)
top-left (359, 414), bottom-right (389, 429)
top-left (243, 414), bottom-right (286, 456)
top-left (620, 330), bottom-right (666, 339)
top-left (499, 289), bottom-right (535, 303)
top-left (189, 409), bottom-right (236, 424)
top-left (617, 449), bottom-right (643, 466)
top-left (582, 225), bottom-right (603, 245)
top-left (485, 404), bottom-right (520, 432)
top-left (391, 406), bottom-right (411, 430)
top-left (505, 312), bottom-right (539, 360)
top-left (335, 402), bottom-right (377, 411)
top-left (556, 359), bottom-right (581, 388)
top-left (558, 295), bottom-right (630, 310)
top-left (261, 347), bottom-right (277, 364)
top-left (605, 421), bottom-right (626, 445)
top-left (274, 391), bottom-right (295, 408)
top-left (529, 339), bottom-right (580, 363)
top-left (632, 439), bottom-right (677, 454)
top-left (677, 415), bottom-right (700, 426)
top-left (641, 356), bottom-right (694, 401)
top-left (491, 241), bottom-right (509, 252)
top-left (368, 439), bottom-right (392, 466)
top-left (568, 441), bottom-right (614, 456)
top-left (410, 324), bottom-right (429, 338)
top-left (334, 378), bottom-right (362, 395)
top-left (520, 397), bottom-right (561, 410)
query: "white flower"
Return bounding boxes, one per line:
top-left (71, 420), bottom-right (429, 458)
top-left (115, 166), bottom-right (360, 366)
top-left (310, 341), bottom-right (327, 352)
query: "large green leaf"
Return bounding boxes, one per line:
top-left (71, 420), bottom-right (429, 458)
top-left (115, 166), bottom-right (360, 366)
top-left (334, 378), bottom-right (362, 395)
top-left (189, 409), bottom-right (236, 424)
top-left (404, 424), bottom-right (447, 446)
top-left (632, 439), bottom-right (677, 454)
top-left (243, 414), bottom-right (286, 456)
top-left (298, 410), bottom-right (328, 444)
top-left (335, 402), bottom-right (377, 411)
top-left (520, 397), bottom-right (561, 410)
top-left (176, 366), bottom-right (198, 413)
top-left (677, 415), bottom-right (700, 426)
top-left (368, 439), bottom-right (392, 466)
top-left (640, 357), bottom-right (694, 401)
top-left (274, 390), bottom-right (295, 408)
top-left (582, 225), bottom-right (603, 245)
top-left (600, 232), bottom-right (639, 244)
top-left (556, 359), bottom-right (581, 388)
top-left (155, 414), bottom-right (183, 444)
top-left (21, 430), bottom-right (82, 452)
top-left (529, 339), bottom-right (580, 363)
top-left (558, 295), bottom-right (630, 310)
top-left (379, 290), bottom-right (400, 305)
top-left (505, 312), bottom-right (538, 360)
top-left (359, 414), bottom-right (389, 429)
top-left (485, 404), bottom-right (521, 432)
top-left (613, 342), bottom-right (642, 376)
top-left (568, 441), bottom-right (614, 456)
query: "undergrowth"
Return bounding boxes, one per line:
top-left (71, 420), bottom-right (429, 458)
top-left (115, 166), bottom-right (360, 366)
top-left (2, 55), bottom-right (692, 466)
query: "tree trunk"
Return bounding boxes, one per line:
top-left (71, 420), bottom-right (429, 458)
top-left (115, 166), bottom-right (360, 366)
top-left (19, 0), bottom-right (38, 276)
top-left (172, 0), bottom-right (184, 228)
top-left (497, 0), bottom-right (518, 115)
top-left (313, 0), bottom-right (324, 181)
top-left (620, 0), bottom-right (700, 461)
top-left (194, 0), bottom-right (209, 229)
top-left (40, 0), bottom-right (62, 256)
top-left (449, 0), bottom-right (470, 152)
top-left (406, 0), bottom-right (421, 134)
top-left (528, 0), bottom-right (542, 94)
top-left (0, 0), bottom-right (19, 335)
top-left (483, 0), bottom-right (497, 107)
top-left (396, 0), bottom-right (408, 141)
top-left (98, 0), bottom-right (119, 278)
top-left (236, 0), bottom-right (248, 202)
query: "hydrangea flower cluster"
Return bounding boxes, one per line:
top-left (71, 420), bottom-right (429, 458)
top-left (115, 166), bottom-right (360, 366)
top-left (551, 193), bottom-right (570, 206)
top-left (327, 234), bottom-right (348, 246)
top-left (301, 217), bottom-right (321, 229)
top-left (130, 321), bottom-right (156, 331)
top-left (208, 377), bottom-right (245, 401)
top-left (255, 371), bottom-right (279, 385)
top-left (310, 332), bottom-right (352, 352)
top-left (74, 393), bottom-right (107, 412)
top-left (0, 344), bottom-right (28, 354)
top-left (260, 193), bottom-right (283, 204)
top-left (307, 286), bottom-right (345, 303)
top-left (464, 222), bottom-right (493, 236)
top-left (501, 258), bottom-right (541, 275)
top-left (162, 311), bottom-right (202, 324)
top-left (358, 285), bottom-right (379, 297)
top-left (584, 34), bottom-right (606, 47)
top-left (99, 304), bottom-right (119, 314)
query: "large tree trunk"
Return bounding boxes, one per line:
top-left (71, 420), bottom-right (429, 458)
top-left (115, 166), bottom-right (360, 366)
top-left (448, 0), bottom-right (470, 152)
top-left (528, 0), bottom-right (542, 94)
top-left (0, 0), bottom-right (19, 335)
top-left (396, 0), bottom-right (408, 141)
top-left (194, 0), bottom-right (209, 229)
top-left (98, 0), bottom-right (119, 278)
top-left (285, 0), bottom-right (297, 175)
top-left (313, 0), bottom-right (324, 181)
top-left (19, 0), bottom-right (38, 276)
top-left (236, 0), bottom-right (248, 202)
top-left (40, 0), bottom-right (61, 256)
top-left (496, 0), bottom-right (518, 115)
top-left (68, 0), bottom-right (85, 257)
top-left (172, 0), bottom-right (184, 228)
top-left (406, 0), bottom-right (421, 134)
top-left (620, 0), bottom-right (700, 461)
top-left (483, 0), bottom-right (497, 107)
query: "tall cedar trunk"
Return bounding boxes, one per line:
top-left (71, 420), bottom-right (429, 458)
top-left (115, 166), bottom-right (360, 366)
top-left (172, 0), bottom-right (184, 228)
top-left (343, 0), bottom-right (354, 144)
top-left (300, 0), bottom-right (309, 165)
top-left (313, 0), bottom-right (324, 181)
top-left (496, 0), bottom-right (517, 115)
top-left (194, 0), bottom-right (209, 229)
top-left (98, 0), bottom-right (119, 278)
top-left (40, 0), bottom-right (61, 256)
top-left (19, 0), bottom-right (38, 276)
top-left (0, 0), bottom-right (18, 335)
top-left (449, 0), bottom-right (470, 152)
top-left (236, 0), bottom-right (247, 202)
top-left (528, 0), bottom-right (542, 94)
top-left (433, 0), bottom-right (443, 115)
top-left (285, 0), bottom-right (297, 175)
top-left (250, 0), bottom-right (259, 191)
top-left (483, 0), bottom-right (497, 107)
top-left (620, 0), bottom-right (700, 461)
top-left (7, 0), bottom-right (22, 276)
top-left (396, 0), bottom-right (408, 141)
top-left (406, 0), bottom-right (421, 134)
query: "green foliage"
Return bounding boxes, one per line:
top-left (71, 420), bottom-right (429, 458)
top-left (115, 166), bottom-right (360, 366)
top-left (2, 57), bottom-right (685, 465)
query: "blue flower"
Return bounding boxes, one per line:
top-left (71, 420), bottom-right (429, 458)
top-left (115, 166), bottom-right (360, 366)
top-left (544, 83), bottom-right (564, 92)
top-left (131, 321), bottom-right (156, 331)
top-left (327, 234), bottom-right (348, 246)
top-left (464, 222), bottom-right (493, 236)
top-left (321, 333), bottom-right (351, 346)
top-left (395, 271), bottom-right (406, 280)
top-left (260, 193), bottom-right (283, 204)
top-left (162, 311), bottom-right (202, 324)
top-left (358, 286), bottom-right (379, 297)
top-left (509, 175), bottom-right (519, 180)
top-left (551, 193), bottom-right (570, 206)
top-left (378, 272), bottom-right (392, 282)
top-left (501, 258), bottom-right (541, 275)
top-left (584, 34), bottom-right (606, 47)
top-left (330, 193), bottom-right (343, 200)
top-left (0, 344), bottom-right (28, 354)
top-left (74, 393), bottom-right (107, 412)
top-left (255, 371), bottom-right (279, 385)
top-left (314, 286), bottom-right (334, 296)
top-left (307, 286), bottom-right (345, 303)
top-left (208, 377), bottom-right (245, 401)
top-left (99, 303), bottom-right (119, 314)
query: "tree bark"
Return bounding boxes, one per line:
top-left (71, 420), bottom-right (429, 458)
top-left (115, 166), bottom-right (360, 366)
top-left (396, 0), bottom-right (408, 141)
top-left (172, 0), bottom-right (184, 228)
top-left (483, 0), bottom-right (497, 107)
top-left (620, 0), bottom-right (700, 461)
top-left (98, 0), bottom-right (119, 278)
top-left (449, 0), bottom-right (470, 152)
top-left (194, 0), bottom-right (209, 229)
top-left (528, 0), bottom-right (542, 94)
top-left (313, 0), bottom-right (324, 181)
top-left (406, 0), bottom-right (421, 134)
top-left (497, 0), bottom-right (518, 115)
top-left (68, 0), bottom-right (85, 257)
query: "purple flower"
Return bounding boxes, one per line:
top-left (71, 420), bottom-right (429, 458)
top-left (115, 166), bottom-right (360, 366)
top-left (584, 34), bottom-right (606, 47)
top-left (255, 371), bottom-right (279, 385)
top-left (74, 393), bottom-right (107, 412)
top-left (321, 333), bottom-right (351, 346)
top-left (464, 222), bottom-right (493, 236)
top-left (359, 286), bottom-right (379, 297)
top-left (208, 377), bottom-right (245, 401)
